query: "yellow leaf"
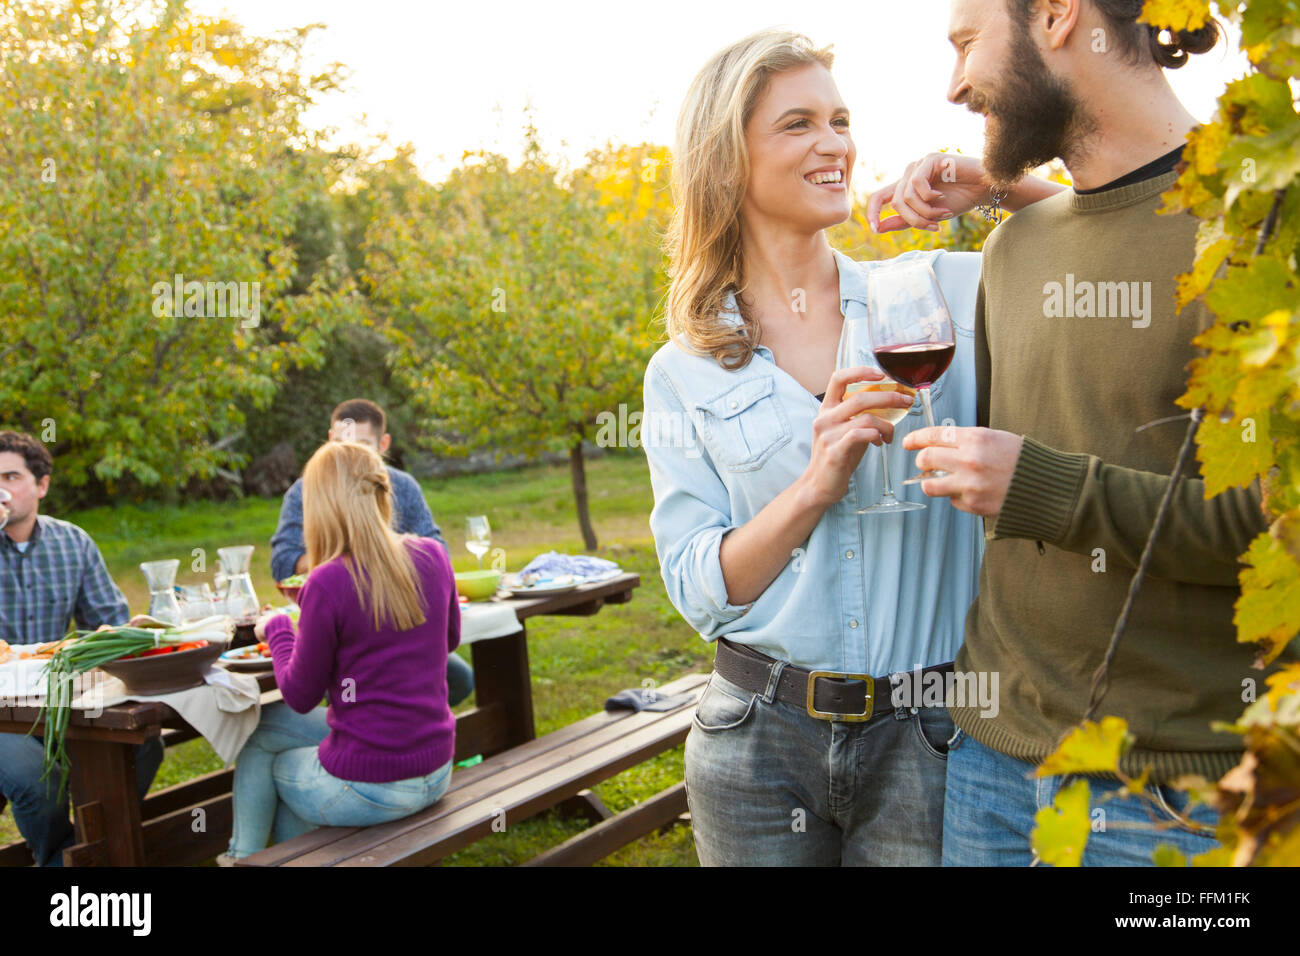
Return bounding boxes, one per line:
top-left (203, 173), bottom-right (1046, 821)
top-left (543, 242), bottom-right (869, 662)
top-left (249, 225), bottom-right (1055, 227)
top-left (1195, 412), bottom-right (1272, 498)
top-left (1138, 0), bottom-right (1212, 32)
top-left (1236, 531), bottom-right (1300, 666)
top-left (1153, 843), bottom-right (1188, 866)
top-left (1036, 716), bottom-right (1133, 777)
top-left (1031, 779), bottom-right (1092, 867)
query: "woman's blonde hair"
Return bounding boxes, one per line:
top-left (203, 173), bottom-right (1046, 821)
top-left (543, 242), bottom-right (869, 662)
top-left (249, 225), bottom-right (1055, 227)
top-left (664, 29), bottom-right (835, 370)
top-left (301, 441), bottom-right (427, 632)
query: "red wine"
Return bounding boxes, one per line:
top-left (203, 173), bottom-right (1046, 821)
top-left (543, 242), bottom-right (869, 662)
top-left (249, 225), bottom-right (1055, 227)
top-left (873, 342), bottom-right (955, 389)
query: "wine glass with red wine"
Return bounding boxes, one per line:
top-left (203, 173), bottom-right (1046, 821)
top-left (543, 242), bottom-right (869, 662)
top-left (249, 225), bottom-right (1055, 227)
top-left (867, 260), bottom-right (955, 485)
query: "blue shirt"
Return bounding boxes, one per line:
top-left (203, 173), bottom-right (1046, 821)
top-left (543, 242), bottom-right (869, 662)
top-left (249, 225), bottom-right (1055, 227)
top-left (642, 248), bottom-right (984, 675)
top-left (0, 515), bottom-right (129, 644)
top-left (270, 466), bottom-right (445, 582)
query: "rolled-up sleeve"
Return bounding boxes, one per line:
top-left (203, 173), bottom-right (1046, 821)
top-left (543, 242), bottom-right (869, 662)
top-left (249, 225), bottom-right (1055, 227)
top-left (642, 357), bottom-right (752, 638)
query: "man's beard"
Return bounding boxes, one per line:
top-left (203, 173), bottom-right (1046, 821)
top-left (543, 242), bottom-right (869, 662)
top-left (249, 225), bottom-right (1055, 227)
top-left (967, 24), bottom-right (1094, 189)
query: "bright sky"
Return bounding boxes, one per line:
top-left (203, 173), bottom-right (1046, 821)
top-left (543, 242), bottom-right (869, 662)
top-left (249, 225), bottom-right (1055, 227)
top-left (190, 0), bottom-right (1247, 188)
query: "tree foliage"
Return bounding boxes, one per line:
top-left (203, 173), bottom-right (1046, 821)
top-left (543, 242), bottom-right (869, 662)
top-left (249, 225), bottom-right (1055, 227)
top-left (364, 131), bottom-right (670, 547)
top-left (0, 0), bottom-right (355, 506)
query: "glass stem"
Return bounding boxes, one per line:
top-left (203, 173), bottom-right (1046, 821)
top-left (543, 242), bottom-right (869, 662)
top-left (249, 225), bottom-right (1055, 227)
top-left (880, 441), bottom-right (895, 501)
top-left (919, 386), bottom-right (938, 427)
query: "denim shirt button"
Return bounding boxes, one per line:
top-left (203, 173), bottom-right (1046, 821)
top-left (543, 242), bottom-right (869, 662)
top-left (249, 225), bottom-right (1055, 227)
top-left (848, 619), bottom-right (859, 629)
top-left (845, 550), bottom-right (855, 559)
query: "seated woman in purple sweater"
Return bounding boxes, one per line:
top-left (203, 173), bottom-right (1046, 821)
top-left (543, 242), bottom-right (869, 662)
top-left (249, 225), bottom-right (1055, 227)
top-left (220, 440), bottom-right (459, 863)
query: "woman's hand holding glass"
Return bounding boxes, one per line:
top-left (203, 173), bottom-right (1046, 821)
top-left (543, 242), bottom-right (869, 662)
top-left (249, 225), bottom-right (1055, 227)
top-left (799, 367), bottom-right (915, 511)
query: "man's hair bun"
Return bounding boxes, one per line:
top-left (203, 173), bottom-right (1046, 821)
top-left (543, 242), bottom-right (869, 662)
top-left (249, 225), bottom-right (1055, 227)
top-left (1149, 21), bottom-right (1221, 69)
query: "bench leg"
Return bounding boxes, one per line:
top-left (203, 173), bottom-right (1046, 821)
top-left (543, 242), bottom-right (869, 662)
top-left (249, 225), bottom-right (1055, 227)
top-left (556, 789), bottom-right (613, 824)
top-left (523, 782), bottom-right (689, 867)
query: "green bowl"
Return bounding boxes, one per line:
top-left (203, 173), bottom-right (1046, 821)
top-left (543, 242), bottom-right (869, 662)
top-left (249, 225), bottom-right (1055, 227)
top-left (455, 570), bottom-right (501, 601)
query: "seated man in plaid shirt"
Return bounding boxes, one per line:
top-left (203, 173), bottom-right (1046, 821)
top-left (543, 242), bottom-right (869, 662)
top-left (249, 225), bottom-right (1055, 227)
top-left (0, 430), bottom-right (163, 866)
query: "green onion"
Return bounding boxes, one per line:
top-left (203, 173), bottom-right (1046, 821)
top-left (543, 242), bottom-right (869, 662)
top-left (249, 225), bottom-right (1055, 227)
top-left (35, 617), bottom-right (233, 798)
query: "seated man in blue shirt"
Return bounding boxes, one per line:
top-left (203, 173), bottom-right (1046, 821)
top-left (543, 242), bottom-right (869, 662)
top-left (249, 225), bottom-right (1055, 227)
top-left (0, 430), bottom-right (164, 866)
top-left (269, 399), bottom-right (473, 706)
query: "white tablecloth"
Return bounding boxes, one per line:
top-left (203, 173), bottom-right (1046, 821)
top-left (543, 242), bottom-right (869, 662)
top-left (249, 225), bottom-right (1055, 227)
top-left (1, 660), bottom-right (262, 764)
top-left (458, 601), bottom-right (523, 644)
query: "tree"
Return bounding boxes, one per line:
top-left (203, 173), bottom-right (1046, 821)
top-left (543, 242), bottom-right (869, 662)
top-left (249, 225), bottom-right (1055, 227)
top-left (366, 131), bottom-right (670, 549)
top-left (0, 0), bottom-right (355, 507)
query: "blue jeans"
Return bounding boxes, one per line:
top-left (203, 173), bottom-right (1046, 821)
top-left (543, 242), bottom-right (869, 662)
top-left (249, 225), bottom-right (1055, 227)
top-left (942, 729), bottom-right (1220, 866)
top-left (227, 702), bottom-right (452, 859)
top-left (684, 671), bottom-right (952, 866)
top-left (447, 651), bottom-right (474, 707)
top-left (0, 732), bottom-right (164, 867)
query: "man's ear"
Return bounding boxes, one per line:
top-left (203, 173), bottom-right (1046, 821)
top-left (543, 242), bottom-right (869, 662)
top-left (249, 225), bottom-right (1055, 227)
top-left (1040, 0), bottom-right (1081, 51)
top-left (35, 474), bottom-right (50, 501)
top-left (380, 433), bottom-right (392, 455)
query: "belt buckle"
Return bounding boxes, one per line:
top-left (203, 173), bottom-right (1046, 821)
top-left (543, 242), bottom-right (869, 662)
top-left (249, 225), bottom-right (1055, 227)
top-left (806, 671), bottom-right (874, 722)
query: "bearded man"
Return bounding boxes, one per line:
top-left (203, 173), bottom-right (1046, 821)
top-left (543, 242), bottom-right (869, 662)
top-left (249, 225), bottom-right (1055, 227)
top-left (880, 0), bottom-right (1291, 865)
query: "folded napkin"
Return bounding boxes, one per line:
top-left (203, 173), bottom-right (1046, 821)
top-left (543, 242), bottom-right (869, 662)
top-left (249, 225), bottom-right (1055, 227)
top-left (519, 551), bottom-right (622, 583)
top-left (604, 687), bottom-right (696, 713)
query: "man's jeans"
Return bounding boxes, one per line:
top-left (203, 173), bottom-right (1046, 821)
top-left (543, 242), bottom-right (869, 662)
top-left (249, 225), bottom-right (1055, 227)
top-left (684, 671), bottom-right (952, 866)
top-left (0, 732), bottom-right (164, 867)
top-left (942, 729), bottom-right (1220, 866)
top-left (228, 703), bottom-right (452, 859)
top-left (447, 651), bottom-right (474, 708)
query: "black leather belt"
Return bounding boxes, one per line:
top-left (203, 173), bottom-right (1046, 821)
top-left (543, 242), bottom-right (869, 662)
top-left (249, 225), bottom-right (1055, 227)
top-left (713, 638), bottom-right (954, 722)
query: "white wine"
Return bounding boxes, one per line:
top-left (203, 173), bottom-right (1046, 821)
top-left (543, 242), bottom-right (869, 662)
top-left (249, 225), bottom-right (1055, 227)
top-left (844, 380), bottom-right (916, 426)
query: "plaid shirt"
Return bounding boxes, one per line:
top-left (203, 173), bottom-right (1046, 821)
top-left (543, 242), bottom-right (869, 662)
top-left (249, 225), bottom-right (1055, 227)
top-left (0, 515), bottom-right (129, 645)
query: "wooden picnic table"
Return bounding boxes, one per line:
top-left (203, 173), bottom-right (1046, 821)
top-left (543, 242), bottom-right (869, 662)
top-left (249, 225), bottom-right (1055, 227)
top-left (0, 571), bottom-right (640, 867)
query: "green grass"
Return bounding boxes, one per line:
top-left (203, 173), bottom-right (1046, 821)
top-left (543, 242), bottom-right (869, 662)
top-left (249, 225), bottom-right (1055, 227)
top-left (1, 452), bottom-right (709, 866)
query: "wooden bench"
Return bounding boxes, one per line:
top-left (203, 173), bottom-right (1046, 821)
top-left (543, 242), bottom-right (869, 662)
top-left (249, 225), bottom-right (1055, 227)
top-left (237, 671), bottom-right (707, 867)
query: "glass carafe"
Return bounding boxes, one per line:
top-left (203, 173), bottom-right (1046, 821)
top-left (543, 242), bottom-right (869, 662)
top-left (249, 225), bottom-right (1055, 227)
top-left (216, 545), bottom-right (259, 621)
top-left (139, 559), bottom-right (183, 625)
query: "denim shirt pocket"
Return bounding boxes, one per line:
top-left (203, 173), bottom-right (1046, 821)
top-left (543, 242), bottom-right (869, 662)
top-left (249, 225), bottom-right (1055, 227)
top-left (692, 375), bottom-right (791, 473)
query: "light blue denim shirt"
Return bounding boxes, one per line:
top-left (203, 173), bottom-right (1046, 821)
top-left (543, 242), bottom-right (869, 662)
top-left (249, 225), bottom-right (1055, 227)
top-left (642, 248), bottom-right (984, 675)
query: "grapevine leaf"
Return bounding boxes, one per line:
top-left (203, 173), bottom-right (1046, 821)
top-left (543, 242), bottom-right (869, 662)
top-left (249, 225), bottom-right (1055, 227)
top-left (1235, 530), bottom-right (1300, 666)
top-left (1031, 779), bottom-right (1092, 867)
top-left (1036, 716), bottom-right (1132, 777)
top-left (1138, 0), bottom-right (1213, 31)
top-left (1195, 411), bottom-right (1272, 496)
top-left (1153, 843), bottom-right (1188, 866)
top-left (1215, 728), bottom-right (1300, 866)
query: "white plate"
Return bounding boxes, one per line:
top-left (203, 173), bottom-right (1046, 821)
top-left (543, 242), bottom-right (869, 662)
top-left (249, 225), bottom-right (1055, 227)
top-left (504, 573), bottom-right (581, 597)
top-left (219, 646), bottom-right (274, 671)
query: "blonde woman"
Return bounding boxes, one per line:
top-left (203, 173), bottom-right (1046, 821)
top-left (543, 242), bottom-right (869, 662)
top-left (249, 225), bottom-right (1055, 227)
top-left (643, 30), bottom-right (1056, 865)
top-left (221, 441), bottom-right (459, 862)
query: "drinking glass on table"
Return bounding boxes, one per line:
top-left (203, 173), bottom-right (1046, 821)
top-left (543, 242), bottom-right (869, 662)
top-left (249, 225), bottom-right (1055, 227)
top-left (867, 261), bottom-right (956, 484)
top-left (466, 515), bottom-right (491, 568)
top-left (837, 313), bottom-right (923, 515)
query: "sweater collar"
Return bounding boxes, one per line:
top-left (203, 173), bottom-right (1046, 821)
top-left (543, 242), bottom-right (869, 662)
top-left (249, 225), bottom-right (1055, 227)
top-left (1068, 169), bottom-right (1180, 214)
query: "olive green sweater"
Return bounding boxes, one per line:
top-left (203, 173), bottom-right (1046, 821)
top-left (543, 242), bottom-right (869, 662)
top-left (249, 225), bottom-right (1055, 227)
top-left (950, 172), bottom-right (1286, 783)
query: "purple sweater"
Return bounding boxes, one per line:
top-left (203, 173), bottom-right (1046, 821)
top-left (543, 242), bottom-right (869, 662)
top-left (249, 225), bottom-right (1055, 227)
top-left (264, 537), bottom-right (460, 783)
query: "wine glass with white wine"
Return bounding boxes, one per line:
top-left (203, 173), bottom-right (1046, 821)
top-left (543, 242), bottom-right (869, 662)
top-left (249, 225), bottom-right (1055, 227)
top-left (837, 312), bottom-right (924, 514)
top-left (465, 515), bottom-right (491, 569)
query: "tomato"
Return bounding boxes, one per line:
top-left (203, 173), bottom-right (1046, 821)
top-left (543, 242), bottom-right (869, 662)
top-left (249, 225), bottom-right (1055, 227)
top-left (136, 646), bottom-right (175, 657)
top-left (175, 640), bottom-right (209, 653)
